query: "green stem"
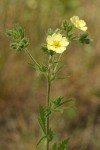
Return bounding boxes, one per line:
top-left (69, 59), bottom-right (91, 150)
top-left (53, 54), bottom-right (62, 74)
top-left (47, 78), bottom-right (50, 150)
top-left (25, 48), bottom-right (40, 67)
top-left (46, 56), bottom-right (51, 150)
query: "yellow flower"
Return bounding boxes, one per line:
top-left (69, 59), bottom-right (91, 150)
top-left (46, 33), bottom-right (69, 53)
top-left (70, 16), bottom-right (87, 31)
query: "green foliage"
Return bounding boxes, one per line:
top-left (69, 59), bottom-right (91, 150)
top-left (61, 20), bottom-right (77, 42)
top-left (79, 32), bottom-right (92, 44)
top-left (49, 96), bottom-right (75, 114)
top-left (51, 96), bottom-right (75, 108)
top-left (10, 38), bottom-right (28, 51)
top-left (68, 34), bottom-right (78, 41)
top-left (61, 20), bottom-right (73, 33)
top-left (37, 135), bottom-right (47, 147)
top-left (61, 20), bottom-right (93, 43)
top-left (6, 15), bottom-right (93, 150)
top-left (37, 129), bottom-right (54, 147)
top-left (56, 98), bottom-right (75, 108)
top-left (41, 44), bottom-right (49, 54)
top-left (58, 139), bottom-right (69, 150)
top-left (38, 105), bottom-right (46, 134)
top-left (39, 64), bottom-right (47, 73)
top-left (47, 128), bottom-right (55, 142)
top-left (52, 139), bottom-right (69, 150)
top-left (47, 28), bottom-right (54, 35)
top-left (37, 106), bottom-right (55, 146)
top-left (6, 24), bottom-right (24, 40)
top-left (6, 24), bottom-right (29, 51)
top-left (61, 20), bottom-right (68, 31)
top-left (46, 106), bottom-right (52, 117)
top-left (49, 59), bottom-right (61, 65)
top-left (52, 96), bottom-right (64, 106)
top-left (37, 98), bottom-right (73, 146)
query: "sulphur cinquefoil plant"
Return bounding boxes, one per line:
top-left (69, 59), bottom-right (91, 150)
top-left (6, 16), bottom-right (92, 150)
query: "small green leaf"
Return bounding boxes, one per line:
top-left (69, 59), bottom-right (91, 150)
top-left (67, 25), bottom-right (73, 32)
top-left (52, 96), bottom-right (64, 106)
top-left (39, 64), bottom-right (47, 73)
top-left (6, 30), bottom-right (13, 37)
top-left (46, 106), bottom-right (52, 117)
top-left (80, 32), bottom-right (88, 38)
top-left (68, 34), bottom-right (78, 41)
top-left (6, 24), bottom-right (29, 51)
top-left (6, 30), bottom-right (18, 40)
top-left (38, 105), bottom-right (46, 134)
top-left (58, 139), bottom-right (69, 150)
top-left (55, 98), bottom-right (75, 108)
top-left (37, 135), bottom-right (46, 147)
top-left (52, 139), bottom-right (69, 150)
top-left (61, 20), bottom-right (73, 33)
top-left (10, 43), bottom-right (18, 49)
top-left (47, 128), bottom-right (55, 142)
top-left (41, 44), bottom-right (49, 54)
top-left (49, 58), bottom-right (61, 65)
top-left (47, 28), bottom-right (53, 35)
top-left (61, 20), bottom-right (68, 31)
top-left (52, 143), bottom-right (57, 150)
top-left (79, 32), bottom-right (92, 44)
top-left (6, 24), bottom-right (24, 40)
top-left (13, 24), bottom-right (25, 40)
top-left (10, 38), bottom-right (29, 51)
top-left (51, 97), bottom-right (75, 114)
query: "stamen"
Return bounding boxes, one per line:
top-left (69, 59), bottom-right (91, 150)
top-left (52, 41), bottom-right (61, 47)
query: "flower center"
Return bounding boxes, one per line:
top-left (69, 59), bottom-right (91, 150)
top-left (52, 41), bottom-right (61, 48)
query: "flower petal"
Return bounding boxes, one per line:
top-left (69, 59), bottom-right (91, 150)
top-left (46, 35), bottom-right (53, 45)
top-left (55, 47), bottom-right (66, 53)
top-left (81, 26), bottom-right (88, 31)
top-left (79, 20), bottom-right (86, 27)
top-left (70, 16), bottom-right (79, 23)
top-left (47, 44), bottom-right (56, 51)
top-left (70, 16), bottom-right (87, 31)
top-left (52, 33), bottom-right (62, 41)
top-left (60, 37), bottom-right (69, 46)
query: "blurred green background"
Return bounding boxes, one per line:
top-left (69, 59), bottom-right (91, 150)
top-left (0, 0), bottom-right (100, 150)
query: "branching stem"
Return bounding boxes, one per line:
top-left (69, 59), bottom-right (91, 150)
top-left (25, 48), bottom-right (40, 67)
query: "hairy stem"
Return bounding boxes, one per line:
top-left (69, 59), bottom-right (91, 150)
top-left (47, 78), bottom-right (50, 150)
top-left (25, 48), bottom-right (40, 67)
top-left (53, 54), bottom-right (62, 74)
top-left (46, 56), bottom-right (51, 150)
